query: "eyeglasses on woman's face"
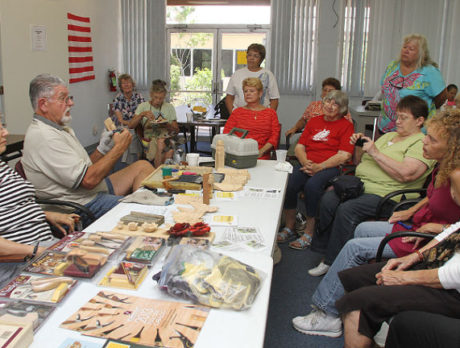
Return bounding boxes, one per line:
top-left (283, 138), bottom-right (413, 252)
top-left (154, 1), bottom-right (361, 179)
top-left (323, 98), bottom-right (339, 109)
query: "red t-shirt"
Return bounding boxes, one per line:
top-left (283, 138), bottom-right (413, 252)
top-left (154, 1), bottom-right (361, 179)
top-left (223, 107), bottom-right (281, 159)
top-left (297, 115), bottom-right (354, 163)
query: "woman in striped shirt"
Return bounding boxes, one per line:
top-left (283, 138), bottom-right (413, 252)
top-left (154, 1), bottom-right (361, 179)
top-left (0, 122), bottom-right (77, 284)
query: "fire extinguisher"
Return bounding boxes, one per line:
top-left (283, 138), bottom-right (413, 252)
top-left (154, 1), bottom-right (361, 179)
top-left (108, 69), bottom-right (117, 92)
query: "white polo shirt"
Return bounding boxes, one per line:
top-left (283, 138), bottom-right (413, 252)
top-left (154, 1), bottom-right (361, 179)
top-left (22, 115), bottom-right (108, 206)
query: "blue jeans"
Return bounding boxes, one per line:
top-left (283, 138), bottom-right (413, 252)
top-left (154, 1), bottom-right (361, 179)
top-left (312, 190), bottom-right (395, 265)
top-left (81, 178), bottom-right (122, 227)
top-left (284, 166), bottom-right (340, 217)
top-left (311, 221), bottom-right (396, 316)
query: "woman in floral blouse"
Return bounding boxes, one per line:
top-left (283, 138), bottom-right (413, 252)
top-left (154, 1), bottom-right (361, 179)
top-left (112, 74), bottom-right (145, 166)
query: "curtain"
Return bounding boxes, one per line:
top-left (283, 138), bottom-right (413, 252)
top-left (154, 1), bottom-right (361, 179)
top-left (435, 0), bottom-right (460, 86)
top-left (121, 0), bottom-right (166, 90)
top-left (270, 0), bottom-right (318, 95)
top-left (363, 0), bottom-right (400, 96)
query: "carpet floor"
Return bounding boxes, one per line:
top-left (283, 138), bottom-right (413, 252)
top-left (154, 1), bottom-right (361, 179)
top-left (263, 243), bottom-right (344, 348)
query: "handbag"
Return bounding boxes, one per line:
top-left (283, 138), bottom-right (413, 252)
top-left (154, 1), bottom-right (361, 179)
top-left (330, 175), bottom-right (364, 202)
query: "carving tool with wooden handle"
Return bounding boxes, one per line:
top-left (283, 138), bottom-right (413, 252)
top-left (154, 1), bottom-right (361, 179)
top-left (81, 239), bottom-right (119, 249)
top-left (121, 262), bottom-right (135, 285)
top-left (30, 277), bottom-right (74, 292)
top-left (95, 232), bottom-right (127, 241)
top-left (68, 243), bottom-right (110, 255)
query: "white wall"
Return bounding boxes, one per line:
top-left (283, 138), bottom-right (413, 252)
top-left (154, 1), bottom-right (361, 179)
top-left (0, 0), bottom-right (121, 146)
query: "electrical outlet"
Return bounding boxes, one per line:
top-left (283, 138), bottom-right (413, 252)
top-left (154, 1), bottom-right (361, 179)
top-left (92, 124), bottom-right (98, 136)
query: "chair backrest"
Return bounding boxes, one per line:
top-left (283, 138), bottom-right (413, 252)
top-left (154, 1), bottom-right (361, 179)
top-left (15, 160), bottom-right (26, 179)
top-left (214, 96), bottom-right (230, 119)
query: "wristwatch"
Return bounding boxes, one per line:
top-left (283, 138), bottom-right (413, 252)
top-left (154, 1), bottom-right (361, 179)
top-left (23, 242), bottom-right (40, 262)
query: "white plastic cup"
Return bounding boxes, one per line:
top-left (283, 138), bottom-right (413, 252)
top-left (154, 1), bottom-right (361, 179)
top-left (275, 149), bottom-right (287, 162)
top-left (186, 153), bottom-right (200, 166)
top-left (186, 112), bottom-right (193, 123)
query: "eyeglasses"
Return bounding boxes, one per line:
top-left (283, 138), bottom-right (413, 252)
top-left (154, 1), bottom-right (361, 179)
top-left (322, 87), bottom-right (335, 93)
top-left (323, 98), bottom-right (339, 108)
top-left (388, 76), bottom-right (406, 90)
top-left (247, 52), bottom-right (261, 59)
top-left (48, 95), bottom-right (74, 104)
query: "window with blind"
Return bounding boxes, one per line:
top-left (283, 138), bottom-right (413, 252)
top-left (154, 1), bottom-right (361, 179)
top-left (120, 0), bottom-right (166, 90)
top-left (270, 0), bottom-right (318, 95)
top-left (340, 0), bottom-right (370, 96)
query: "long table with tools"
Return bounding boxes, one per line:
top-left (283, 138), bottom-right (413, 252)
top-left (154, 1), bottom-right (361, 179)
top-left (26, 160), bottom-right (288, 348)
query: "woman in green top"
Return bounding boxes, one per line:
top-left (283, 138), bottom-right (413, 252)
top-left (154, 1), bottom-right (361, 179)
top-left (129, 80), bottom-right (179, 167)
top-left (308, 95), bottom-right (436, 277)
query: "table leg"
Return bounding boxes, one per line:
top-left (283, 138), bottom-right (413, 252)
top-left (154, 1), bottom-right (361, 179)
top-left (190, 125), bottom-right (196, 153)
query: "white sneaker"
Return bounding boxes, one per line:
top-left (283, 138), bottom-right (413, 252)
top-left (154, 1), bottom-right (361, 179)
top-left (292, 307), bottom-right (342, 337)
top-left (308, 261), bottom-right (330, 277)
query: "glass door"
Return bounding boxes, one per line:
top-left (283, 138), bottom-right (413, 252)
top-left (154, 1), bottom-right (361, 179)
top-left (217, 30), bottom-right (269, 102)
top-left (168, 27), bottom-right (269, 111)
top-left (168, 29), bottom-right (216, 112)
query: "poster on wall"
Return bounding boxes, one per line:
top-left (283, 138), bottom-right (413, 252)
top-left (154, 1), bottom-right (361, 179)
top-left (67, 12), bottom-right (95, 84)
top-left (30, 25), bottom-right (47, 51)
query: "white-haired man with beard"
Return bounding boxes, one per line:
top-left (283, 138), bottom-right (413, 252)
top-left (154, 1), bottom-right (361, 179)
top-left (22, 74), bottom-right (154, 224)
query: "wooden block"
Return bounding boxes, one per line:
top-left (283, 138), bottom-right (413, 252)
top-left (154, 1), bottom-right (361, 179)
top-left (104, 117), bottom-right (116, 131)
top-left (202, 173), bottom-right (212, 205)
top-left (0, 321), bottom-right (34, 348)
top-left (141, 164), bottom-right (212, 190)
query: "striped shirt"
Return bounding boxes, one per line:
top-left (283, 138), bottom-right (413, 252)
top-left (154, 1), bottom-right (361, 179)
top-left (0, 161), bottom-right (52, 244)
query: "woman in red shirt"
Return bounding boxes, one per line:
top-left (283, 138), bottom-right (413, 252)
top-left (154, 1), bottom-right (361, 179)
top-left (223, 77), bottom-right (280, 160)
top-left (278, 91), bottom-right (355, 249)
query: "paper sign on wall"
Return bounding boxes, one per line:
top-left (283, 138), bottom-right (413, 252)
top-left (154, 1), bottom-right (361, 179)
top-left (237, 51), bottom-right (247, 65)
top-left (30, 25), bottom-right (47, 51)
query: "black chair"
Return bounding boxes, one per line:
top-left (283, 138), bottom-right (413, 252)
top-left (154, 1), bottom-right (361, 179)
top-left (15, 160), bottom-right (96, 230)
top-left (375, 231), bottom-right (433, 262)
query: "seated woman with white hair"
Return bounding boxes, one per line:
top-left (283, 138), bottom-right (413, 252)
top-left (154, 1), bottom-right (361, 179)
top-left (278, 90), bottom-right (354, 250)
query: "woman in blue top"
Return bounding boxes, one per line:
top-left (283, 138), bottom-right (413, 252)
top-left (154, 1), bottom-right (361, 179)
top-left (378, 33), bottom-right (446, 134)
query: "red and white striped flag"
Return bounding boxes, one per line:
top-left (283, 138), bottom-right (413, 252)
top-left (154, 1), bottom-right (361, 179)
top-left (67, 13), bottom-right (95, 84)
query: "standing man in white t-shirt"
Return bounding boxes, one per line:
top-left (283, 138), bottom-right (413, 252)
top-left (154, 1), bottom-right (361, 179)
top-left (225, 43), bottom-right (280, 112)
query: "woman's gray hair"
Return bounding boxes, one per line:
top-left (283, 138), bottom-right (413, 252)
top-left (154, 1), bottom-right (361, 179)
top-left (324, 90), bottom-right (348, 116)
top-left (29, 74), bottom-right (66, 110)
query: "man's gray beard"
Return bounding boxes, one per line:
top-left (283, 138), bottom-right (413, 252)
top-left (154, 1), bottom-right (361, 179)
top-left (61, 114), bottom-right (72, 125)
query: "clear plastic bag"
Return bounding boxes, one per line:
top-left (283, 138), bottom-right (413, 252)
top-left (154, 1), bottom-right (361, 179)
top-left (157, 245), bottom-right (264, 310)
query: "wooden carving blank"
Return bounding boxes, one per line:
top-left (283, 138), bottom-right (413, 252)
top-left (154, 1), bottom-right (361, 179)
top-left (104, 117), bottom-right (116, 131)
top-left (172, 202), bottom-right (218, 224)
top-left (214, 168), bottom-right (250, 191)
top-left (174, 194), bottom-right (203, 205)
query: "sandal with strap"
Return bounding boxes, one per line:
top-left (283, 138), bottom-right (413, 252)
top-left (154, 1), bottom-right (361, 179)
top-left (277, 227), bottom-right (296, 243)
top-left (289, 234), bottom-right (312, 250)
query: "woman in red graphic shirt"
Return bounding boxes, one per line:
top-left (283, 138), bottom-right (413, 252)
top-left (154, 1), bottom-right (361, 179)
top-left (278, 90), bottom-right (355, 250)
